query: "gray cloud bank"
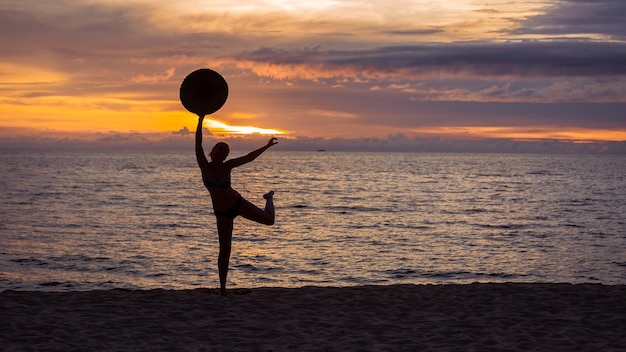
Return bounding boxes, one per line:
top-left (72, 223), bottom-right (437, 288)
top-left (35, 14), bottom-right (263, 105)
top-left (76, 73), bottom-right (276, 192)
top-left (1, 128), bottom-right (623, 154)
top-left (514, 0), bottom-right (626, 40)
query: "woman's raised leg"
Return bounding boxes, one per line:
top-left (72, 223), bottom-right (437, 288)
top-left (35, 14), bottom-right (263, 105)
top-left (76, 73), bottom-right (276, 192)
top-left (239, 191), bottom-right (275, 225)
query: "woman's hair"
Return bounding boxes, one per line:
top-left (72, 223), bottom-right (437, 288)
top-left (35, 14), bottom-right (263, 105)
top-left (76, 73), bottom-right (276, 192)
top-left (210, 142), bottom-right (230, 159)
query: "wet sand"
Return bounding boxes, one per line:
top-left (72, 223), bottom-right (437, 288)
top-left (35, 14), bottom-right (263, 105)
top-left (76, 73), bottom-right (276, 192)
top-left (2, 283), bottom-right (625, 351)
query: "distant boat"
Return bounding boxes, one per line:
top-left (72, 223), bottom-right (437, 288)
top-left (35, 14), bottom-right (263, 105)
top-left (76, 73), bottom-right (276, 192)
top-left (316, 149), bottom-right (327, 152)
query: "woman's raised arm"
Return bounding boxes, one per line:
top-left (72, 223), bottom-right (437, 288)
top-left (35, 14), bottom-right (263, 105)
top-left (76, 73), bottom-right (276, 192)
top-left (227, 137), bottom-right (277, 169)
top-left (195, 116), bottom-right (210, 170)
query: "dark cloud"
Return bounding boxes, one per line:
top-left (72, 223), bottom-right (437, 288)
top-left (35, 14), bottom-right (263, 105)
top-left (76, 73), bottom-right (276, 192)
top-left (514, 0), bottom-right (626, 39)
top-left (240, 41), bottom-right (626, 79)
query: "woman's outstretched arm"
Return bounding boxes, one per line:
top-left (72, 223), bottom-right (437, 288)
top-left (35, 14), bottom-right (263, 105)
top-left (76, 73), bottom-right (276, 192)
top-left (227, 137), bottom-right (278, 169)
top-left (195, 116), bottom-right (210, 170)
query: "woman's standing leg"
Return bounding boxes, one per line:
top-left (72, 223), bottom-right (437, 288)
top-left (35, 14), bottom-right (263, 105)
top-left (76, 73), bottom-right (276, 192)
top-left (216, 216), bottom-right (233, 296)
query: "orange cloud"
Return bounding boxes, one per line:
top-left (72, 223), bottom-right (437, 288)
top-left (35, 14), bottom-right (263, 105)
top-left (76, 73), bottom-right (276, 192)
top-left (411, 126), bottom-right (626, 142)
top-left (130, 68), bottom-right (176, 83)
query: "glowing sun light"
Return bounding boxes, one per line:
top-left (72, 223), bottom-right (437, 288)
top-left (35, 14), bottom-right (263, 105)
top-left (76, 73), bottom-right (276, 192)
top-left (204, 119), bottom-right (286, 135)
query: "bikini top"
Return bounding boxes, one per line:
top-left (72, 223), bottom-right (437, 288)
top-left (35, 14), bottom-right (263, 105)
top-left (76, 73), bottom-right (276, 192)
top-left (203, 173), bottom-right (231, 189)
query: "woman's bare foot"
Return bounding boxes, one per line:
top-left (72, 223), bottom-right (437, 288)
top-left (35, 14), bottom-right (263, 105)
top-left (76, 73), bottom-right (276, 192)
top-left (263, 191), bottom-right (274, 199)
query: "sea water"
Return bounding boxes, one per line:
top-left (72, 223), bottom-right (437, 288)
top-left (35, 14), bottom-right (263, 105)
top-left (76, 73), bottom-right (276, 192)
top-left (1, 150), bottom-right (625, 291)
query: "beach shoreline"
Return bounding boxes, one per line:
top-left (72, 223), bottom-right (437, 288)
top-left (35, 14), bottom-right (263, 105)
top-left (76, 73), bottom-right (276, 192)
top-left (2, 283), bottom-right (625, 351)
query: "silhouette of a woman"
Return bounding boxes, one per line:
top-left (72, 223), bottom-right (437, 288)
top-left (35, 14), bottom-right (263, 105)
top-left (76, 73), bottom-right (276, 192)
top-left (195, 115), bottom-right (277, 295)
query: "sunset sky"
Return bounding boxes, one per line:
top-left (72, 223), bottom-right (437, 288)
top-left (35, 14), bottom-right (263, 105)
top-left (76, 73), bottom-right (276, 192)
top-left (1, 0), bottom-right (625, 151)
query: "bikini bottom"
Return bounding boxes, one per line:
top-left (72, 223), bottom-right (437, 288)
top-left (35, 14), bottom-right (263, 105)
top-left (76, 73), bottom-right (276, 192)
top-left (214, 196), bottom-right (242, 219)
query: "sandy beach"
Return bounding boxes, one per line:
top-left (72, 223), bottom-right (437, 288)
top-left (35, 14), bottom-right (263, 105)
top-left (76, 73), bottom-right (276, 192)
top-left (1, 283), bottom-right (625, 351)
